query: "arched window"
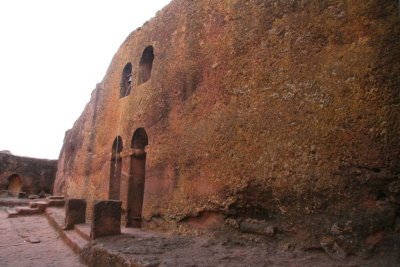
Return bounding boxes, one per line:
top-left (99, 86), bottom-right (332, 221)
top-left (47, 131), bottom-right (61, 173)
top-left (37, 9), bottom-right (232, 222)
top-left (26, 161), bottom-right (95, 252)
top-left (120, 63), bottom-right (132, 98)
top-left (131, 128), bottom-right (148, 149)
top-left (8, 174), bottom-right (22, 197)
top-left (137, 46), bottom-right (154, 85)
top-left (127, 128), bottom-right (148, 227)
top-left (109, 136), bottom-right (123, 200)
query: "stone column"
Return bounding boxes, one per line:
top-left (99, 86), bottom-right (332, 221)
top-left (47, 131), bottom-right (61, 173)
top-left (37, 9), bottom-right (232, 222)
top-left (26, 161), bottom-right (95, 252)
top-left (119, 153), bottom-right (131, 226)
top-left (64, 198), bottom-right (87, 230)
top-left (90, 200), bottom-right (122, 239)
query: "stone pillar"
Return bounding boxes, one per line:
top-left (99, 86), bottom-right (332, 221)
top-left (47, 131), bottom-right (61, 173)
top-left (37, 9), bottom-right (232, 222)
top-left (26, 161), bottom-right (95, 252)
top-left (90, 200), bottom-right (122, 240)
top-left (64, 198), bottom-right (87, 230)
top-left (120, 153), bottom-right (131, 226)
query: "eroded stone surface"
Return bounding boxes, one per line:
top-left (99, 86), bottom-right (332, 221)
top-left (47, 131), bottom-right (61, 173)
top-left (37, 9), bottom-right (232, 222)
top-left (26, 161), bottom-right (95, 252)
top-left (91, 200), bottom-right (121, 239)
top-left (81, 228), bottom-right (400, 267)
top-left (65, 198), bottom-right (87, 230)
top-left (54, 0), bottom-right (400, 256)
top-left (0, 152), bottom-right (57, 196)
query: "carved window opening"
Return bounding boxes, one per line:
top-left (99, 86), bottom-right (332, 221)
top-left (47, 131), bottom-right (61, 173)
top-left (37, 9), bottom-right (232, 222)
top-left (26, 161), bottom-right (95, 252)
top-left (8, 174), bottom-right (22, 197)
top-left (127, 128), bottom-right (148, 227)
top-left (109, 136), bottom-right (123, 200)
top-left (120, 63), bottom-right (132, 98)
top-left (137, 46), bottom-right (154, 86)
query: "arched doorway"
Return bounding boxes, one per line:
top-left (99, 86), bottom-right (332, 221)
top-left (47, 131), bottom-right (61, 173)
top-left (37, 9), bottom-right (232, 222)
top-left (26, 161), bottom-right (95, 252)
top-left (8, 174), bottom-right (22, 197)
top-left (127, 128), bottom-right (148, 227)
top-left (137, 46), bottom-right (154, 86)
top-left (109, 136), bottom-right (123, 200)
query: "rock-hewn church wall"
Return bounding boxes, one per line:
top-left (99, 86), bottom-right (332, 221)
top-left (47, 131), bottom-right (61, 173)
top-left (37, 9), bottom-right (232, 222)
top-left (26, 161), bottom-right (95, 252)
top-left (0, 152), bottom-right (57, 196)
top-left (54, 0), bottom-right (400, 252)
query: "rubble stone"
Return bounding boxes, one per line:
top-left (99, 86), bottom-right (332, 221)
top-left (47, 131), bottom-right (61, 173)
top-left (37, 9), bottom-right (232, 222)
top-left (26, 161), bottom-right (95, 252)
top-left (239, 222), bottom-right (276, 237)
top-left (320, 237), bottom-right (347, 260)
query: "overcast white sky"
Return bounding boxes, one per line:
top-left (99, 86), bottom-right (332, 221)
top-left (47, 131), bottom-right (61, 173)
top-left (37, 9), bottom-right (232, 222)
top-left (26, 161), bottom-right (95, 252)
top-left (0, 0), bottom-right (171, 159)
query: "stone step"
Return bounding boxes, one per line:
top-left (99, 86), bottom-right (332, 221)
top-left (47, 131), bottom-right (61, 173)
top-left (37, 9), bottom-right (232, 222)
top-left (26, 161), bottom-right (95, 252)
top-left (46, 199), bottom-right (65, 207)
top-left (47, 196), bottom-right (65, 200)
top-left (45, 207), bottom-right (65, 232)
top-left (45, 207), bottom-right (89, 254)
top-left (74, 223), bottom-right (91, 241)
top-left (62, 229), bottom-right (88, 254)
top-left (6, 209), bottom-right (19, 218)
top-left (14, 206), bottom-right (42, 215)
top-left (29, 201), bottom-right (48, 211)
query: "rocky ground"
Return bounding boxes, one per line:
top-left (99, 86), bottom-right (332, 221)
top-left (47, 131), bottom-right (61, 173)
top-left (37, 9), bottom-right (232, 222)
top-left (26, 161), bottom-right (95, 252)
top-left (84, 232), bottom-right (336, 266)
top-left (82, 225), bottom-right (400, 266)
top-left (0, 207), bottom-right (85, 267)
top-left (0, 203), bottom-right (398, 267)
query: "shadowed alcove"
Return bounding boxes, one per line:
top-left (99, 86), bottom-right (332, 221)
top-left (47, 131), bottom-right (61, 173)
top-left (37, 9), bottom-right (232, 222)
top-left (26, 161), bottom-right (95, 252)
top-left (8, 174), bottom-right (22, 197)
top-left (137, 46), bottom-right (154, 86)
top-left (109, 136), bottom-right (123, 200)
top-left (120, 63), bottom-right (132, 98)
top-left (127, 128), bottom-right (148, 227)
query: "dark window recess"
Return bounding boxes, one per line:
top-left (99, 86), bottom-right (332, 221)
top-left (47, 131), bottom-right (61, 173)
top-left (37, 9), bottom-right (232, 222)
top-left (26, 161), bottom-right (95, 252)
top-left (137, 46), bottom-right (154, 85)
top-left (127, 128), bottom-right (148, 228)
top-left (120, 63), bottom-right (132, 98)
top-left (131, 128), bottom-right (148, 149)
top-left (8, 174), bottom-right (22, 197)
top-left (109, 136), bottom-right (123, 200)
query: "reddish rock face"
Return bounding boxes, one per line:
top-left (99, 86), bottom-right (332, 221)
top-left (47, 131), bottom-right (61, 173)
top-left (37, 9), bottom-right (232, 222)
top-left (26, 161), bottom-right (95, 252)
top-left (54, 0), bottom-right (400, 253)
top-left (0, 152), bottom-right (57, 196)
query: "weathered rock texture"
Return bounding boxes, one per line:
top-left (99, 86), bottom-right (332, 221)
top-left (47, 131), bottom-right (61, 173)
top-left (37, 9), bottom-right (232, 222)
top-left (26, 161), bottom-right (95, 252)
top-left (54, 0), bottom-right (400, 255)
top-left (64, 198), bottom-right (87, 230)
top-left (91, 200), bottom-right (122, 239)
top-left (0, 152), bottom-right (57, 196)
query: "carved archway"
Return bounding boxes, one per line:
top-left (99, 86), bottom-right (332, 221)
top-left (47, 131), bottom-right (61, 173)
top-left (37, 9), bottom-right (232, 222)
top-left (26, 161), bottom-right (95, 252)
top-left (8, 174), bottom-right (22, 197)
top-left (137, 46), bottom-right (154, 85)
top-left (120, 63), bottom-right (132, 98)
top-left (127, 128), bottom-right (148, 227)
top-left (109, 136), bottom-right (123, 200)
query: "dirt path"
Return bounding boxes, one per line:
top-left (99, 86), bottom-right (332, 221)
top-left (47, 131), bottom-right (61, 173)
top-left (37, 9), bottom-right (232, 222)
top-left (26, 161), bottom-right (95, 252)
top-left (0, 208), bottom-right (85, 267)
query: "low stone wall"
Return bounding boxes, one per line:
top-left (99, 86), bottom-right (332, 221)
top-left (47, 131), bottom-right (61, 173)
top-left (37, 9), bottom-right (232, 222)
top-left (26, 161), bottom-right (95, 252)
top-left (91, 200), bottom-right (122, 239)
top-left (64, 198), bottom-right (87, 230)
top-left (0, 152), bottom-right (57, 196)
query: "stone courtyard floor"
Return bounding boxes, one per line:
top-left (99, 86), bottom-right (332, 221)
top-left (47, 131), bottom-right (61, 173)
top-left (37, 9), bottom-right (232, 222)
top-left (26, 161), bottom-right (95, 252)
top-left (0, 207), bottom-right (85, 267)
top-left (0, 202), bottom-right (399, 266)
